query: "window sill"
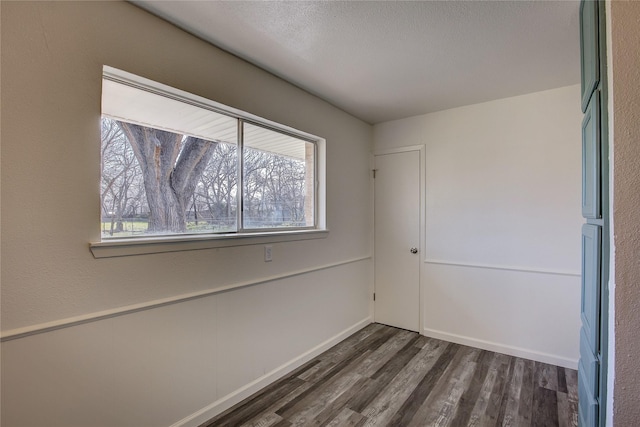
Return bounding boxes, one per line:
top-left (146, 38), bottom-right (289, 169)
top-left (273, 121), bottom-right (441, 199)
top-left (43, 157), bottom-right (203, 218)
top-left (90, 229), bottom-right (329, 258)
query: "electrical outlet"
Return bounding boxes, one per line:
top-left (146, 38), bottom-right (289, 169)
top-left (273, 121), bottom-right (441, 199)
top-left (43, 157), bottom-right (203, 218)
top-left (264, 245), bottom-right (273, 262)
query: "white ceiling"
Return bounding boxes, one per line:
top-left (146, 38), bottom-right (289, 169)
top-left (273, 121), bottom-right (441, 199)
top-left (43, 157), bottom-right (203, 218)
top-left (133, 0), bottom-right (581, 125)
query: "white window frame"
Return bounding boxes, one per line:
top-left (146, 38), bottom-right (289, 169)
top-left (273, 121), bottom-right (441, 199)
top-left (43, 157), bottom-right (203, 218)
top-left (91, 66), bottom-right (327, 258)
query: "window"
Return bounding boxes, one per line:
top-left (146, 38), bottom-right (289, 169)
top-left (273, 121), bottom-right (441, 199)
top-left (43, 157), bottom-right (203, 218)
top-left (243, 123), bottom-right (315, 229)
top-left (99, 66), bottom-right (323, 244)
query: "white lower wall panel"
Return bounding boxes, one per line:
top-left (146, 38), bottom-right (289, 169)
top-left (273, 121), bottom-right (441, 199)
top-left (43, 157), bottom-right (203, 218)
top-left (1, 260), bottom-right (371, 427)
top-left (422, 263), bottom-right (581, 369)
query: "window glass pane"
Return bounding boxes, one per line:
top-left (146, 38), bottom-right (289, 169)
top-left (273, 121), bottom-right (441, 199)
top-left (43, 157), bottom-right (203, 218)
top-left (243, 123), bottom-right (314, 229)
top-left (100, 117), bottom-right (237, 238)
top-left (195, 141), bottom-right (238, 233)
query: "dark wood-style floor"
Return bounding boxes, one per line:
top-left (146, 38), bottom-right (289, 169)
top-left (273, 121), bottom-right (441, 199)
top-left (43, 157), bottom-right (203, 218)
top-left (203, 323), bottom-right (578, 427)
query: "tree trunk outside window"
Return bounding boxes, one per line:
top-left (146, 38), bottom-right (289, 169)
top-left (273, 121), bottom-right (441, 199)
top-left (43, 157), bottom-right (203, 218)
top-left (118, 122), bottom-right (217, 233)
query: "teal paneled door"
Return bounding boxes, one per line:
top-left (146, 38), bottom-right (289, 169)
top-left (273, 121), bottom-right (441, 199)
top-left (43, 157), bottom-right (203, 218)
top-left (579, 224), bottom-right (601, 426)
top-left (580, 0), bottom-right (599, 112)
top-left (578, 1), bottom-right (608, 426)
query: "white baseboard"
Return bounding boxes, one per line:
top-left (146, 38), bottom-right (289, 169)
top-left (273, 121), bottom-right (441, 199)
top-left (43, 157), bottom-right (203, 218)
top-left (422, 327), bottom-right (578, 370)
top-left (170, 317), bottom-right (373, 427)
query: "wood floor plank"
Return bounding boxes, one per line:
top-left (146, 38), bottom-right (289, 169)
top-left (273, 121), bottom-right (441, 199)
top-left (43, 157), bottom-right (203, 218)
top-left (407, 346), bottom-right (481, 427)
top-left (361, 338), bottom-right (450, 426)
top-left (448, 350), bottom-right (493, 427)
top-left (517, 358), bottom-right (535, 426)
top-left (270, 419), bottom-right (292, 427)
top-left (297, 359), bottom-right (337, 383)
top-left (201, 324), bottom-right (578, 427)
top-left (240, 412), bottom-right (285, 427)
top-left (535, 361), bottom-right (559, 391)
top-left (345, 335), bottom-right (423, 413)
top-left (282, 349), bottom-right (379, 426)
top-left (286, 371), bottom-right (364, 426)
top-left (497, 357), bottom-right (525, 427)
top-left (276, 350), bottom-right (372, 421)
top-left (386, 342), bottom-right (459, 426)
top-left (309, 376), bottom-right (371, 426)
top-left (557, 367), bottom-right (568, 393)
top-left (564, 368), bottom-right (578, 401)
top-left (299, 324), bottom-right (383, 379)
top-left (322, 323), bottom-right (391, 364)
top-left (556, 389), bottom-right (578, 427)
top-left (370, 335), bottom-right (422, 381)
top-left (567, 395), bottom-right (578, 427)
top-left (355, 329), bottom-right (416, 378)
top-left (532, 386), bottom-right (559, 427)
top-left (298, 323), bottom-right (384, 382)
top-left (414, 335), bottom-right (430, 349)
top-left (557, 392), bottom-right (570, 427)
top-left (209, 377), bottom-right (308, 427)
top-left (205, 356), bottom-right (323, 427)
top-left (241, 381), bottom-right (316, 426)
top-left (276, 330), bottom-right (391, 418)
top-left (486, 354), bottom-right (514, 425)
top-left (298, 324), bottom-right (392, 383)
top-left (325, 407), bottom-right (367, 427)
top-left (464, 353), bottom-right (505, 426)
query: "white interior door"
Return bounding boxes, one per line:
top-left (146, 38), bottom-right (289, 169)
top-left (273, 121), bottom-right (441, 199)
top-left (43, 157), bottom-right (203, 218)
top-left (374, 150), bottom-right (420, 332)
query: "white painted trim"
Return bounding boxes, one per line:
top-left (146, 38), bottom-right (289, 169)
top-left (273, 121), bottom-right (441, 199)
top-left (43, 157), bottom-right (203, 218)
top-left (423, 259), bottom-right (580, 277)
top-left (369, 153), bottom-right (376, 322)
top-left (418, 145), bottom-right (427, 336)
top-left (90, 229), bottom-right (329, 258)
top-left (169, 317), bottom-right (373, 427)
top-left (605, 3), bottom-right (616, 425)
top-left (0, 256), bottom-right (371, 342)
top-left (422, 327), bottom-right (578, 370)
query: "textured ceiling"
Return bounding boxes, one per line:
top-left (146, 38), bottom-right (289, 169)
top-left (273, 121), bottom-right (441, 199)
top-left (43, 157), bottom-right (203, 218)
top-left (133, 0), bottom-right (580, 124)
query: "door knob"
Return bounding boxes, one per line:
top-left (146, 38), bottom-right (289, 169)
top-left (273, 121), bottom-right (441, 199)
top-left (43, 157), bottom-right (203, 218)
top-left (410, 248), bottom-right (418, 254)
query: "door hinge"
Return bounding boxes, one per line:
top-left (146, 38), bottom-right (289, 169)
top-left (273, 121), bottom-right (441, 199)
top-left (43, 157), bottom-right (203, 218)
top-left (373, 293), bottom-right (376, 301)
top-left (372, 169), bottom-right (377, 179)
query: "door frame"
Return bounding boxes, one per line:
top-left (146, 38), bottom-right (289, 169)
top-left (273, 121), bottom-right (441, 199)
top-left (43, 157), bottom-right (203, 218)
top-left (373, 145), bottom-right (426, 333)
top-left (596, 2), bottom-right (609, 422)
